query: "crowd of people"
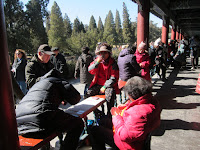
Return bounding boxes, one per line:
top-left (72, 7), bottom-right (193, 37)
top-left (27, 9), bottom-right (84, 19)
top-left (13, 35), bottom-right (200, 150)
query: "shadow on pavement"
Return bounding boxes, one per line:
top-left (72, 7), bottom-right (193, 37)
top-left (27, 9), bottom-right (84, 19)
top-left (152, 64), bottom-right (200, 136)
top-left (153, 119), bottom-right (200, 136)
top-left (154, 66), bottom-right (199, 109)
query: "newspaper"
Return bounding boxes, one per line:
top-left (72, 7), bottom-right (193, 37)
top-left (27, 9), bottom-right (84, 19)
top-left (64, 95), bottom-right (106, 118)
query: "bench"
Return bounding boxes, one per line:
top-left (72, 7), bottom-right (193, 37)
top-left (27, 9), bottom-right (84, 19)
top-left (19, 132), bottom-right (59, 150)
top-left (19, 95), bottom-right (106, 150)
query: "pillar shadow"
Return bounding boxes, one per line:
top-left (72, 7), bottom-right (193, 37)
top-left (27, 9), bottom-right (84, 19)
top-left (152, 119), bottom-right (200, 136)
top-left (152, 60), bottom-right (200, 137)
top-left (154, 66), bottom-right (200, 110)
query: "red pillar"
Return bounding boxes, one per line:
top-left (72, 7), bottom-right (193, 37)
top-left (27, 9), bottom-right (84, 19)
top-left (161, 16), bottom-right (169, 45)
top-left (179, 31), bottom-right (182, 40)
top-left (137, 0), bottom-right (150, 48)
top-left (0, 1), bottom-right (20, 149)
top-left (171, 26), bottom-right (176, 40)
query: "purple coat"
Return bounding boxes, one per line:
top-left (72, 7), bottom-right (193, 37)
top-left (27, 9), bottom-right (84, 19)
top-left (117, 48), bottom-right (141, 81)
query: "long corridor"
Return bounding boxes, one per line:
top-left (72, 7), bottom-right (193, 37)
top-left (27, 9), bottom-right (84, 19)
top-left (51, 58), bottom-right (200, 150)
top-left (151, 58), bottom-right (200, 150)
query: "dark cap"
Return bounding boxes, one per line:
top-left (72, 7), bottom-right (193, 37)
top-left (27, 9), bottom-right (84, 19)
top-left (51, 47), bottom-right (59, 51)
top-left (82, 47), bottom-right (90, 52)
top-left (38, 44), bottom-right (54, 55)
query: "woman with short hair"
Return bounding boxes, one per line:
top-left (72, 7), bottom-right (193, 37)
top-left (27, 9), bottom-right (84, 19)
top-left (90, 76), bottom-right (161, 150)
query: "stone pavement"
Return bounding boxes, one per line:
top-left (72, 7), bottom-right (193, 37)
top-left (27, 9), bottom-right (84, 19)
top-left (51, 57), bottom-right (200, 150)
top-left (151, 60), bottom-right (200, 150)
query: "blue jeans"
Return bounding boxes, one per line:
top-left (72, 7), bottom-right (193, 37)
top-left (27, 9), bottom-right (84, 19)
top-left (17, 80), bottom-right (27, 95)
top-left (84, 84), bottom-right (90, 97)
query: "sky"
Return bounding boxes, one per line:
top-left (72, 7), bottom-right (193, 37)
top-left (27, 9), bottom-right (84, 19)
top-left (21, 0), bottom-right (162, 27)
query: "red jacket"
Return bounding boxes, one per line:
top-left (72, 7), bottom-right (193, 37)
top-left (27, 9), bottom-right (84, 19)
top-left (89, 57), bottom-right (120, 94)
top-left (112, 93), bottom-right (161, 150)
top-left (135, 50), bottom-right (151, 81)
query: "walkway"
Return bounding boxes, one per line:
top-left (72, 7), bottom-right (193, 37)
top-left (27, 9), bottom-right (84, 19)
top-left (51, 58), bottom-right (200, 150)
top-left (151, 59), bottom-right (200, 150)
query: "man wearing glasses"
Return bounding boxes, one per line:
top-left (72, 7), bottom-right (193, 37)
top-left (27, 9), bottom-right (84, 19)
top-left (25, 44), bottom-right (54, 89)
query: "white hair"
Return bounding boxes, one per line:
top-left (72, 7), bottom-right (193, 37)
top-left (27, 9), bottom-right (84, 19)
top-left (154, 38), bottom-right (161, 47)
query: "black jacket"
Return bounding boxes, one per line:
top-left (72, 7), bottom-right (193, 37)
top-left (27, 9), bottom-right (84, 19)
top-left (16, 76), bottom-right (80, 135)
top-left (25, 54), bottom-right (54, 89)
top-left (50, 53), bottom-right (68, 79)
top-left (155, 46), bottom-right (166, 66)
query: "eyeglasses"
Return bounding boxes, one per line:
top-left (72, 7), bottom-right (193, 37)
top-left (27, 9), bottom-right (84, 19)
top-left (16, 52), bottom-right (21, 55)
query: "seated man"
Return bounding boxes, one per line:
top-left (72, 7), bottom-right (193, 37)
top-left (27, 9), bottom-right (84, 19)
top-left (90, 76), bottom-right (161, 150)
top-left (16, 69), bottom-right (84, 150)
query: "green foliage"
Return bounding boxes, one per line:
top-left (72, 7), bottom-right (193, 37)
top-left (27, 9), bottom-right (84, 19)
top-left (97, 17), bottom-right (104, 42)
top-left (65, 56), bottom-right (77, 79)
top-left (5, 0), bottom-right (162, 65)
top-left (97, 17), bottom-right (104, 31)
top-left (48, 1), bottom-right (65, 49)
top-left (72, 18), bottom-right (81, 34)
top-left (26, 0), bottom-right (49, 51)
top-left (112, 47), bottom-right (121, 60)
top-left (69, 32), bottom-right (89, 54)
top-left (45, 13), bottom-right (51, 33)
top-left (115, 10), bottom-right (123, 43)
top-left (63, 13), bottom-right (72, 38)
top-left (88, 28), bottom-right (100, 51)
top-left (103, 10), bottom-right (117, 45)
top-left (149, 21), bottom-right (162, 42)
top-left (122, 2), bottom-right (133, 44)
top-left (80, 22), bottom-right (86, 33)
top-left (88, 15), bottom-right (97, 31)
top-left (4, 0), bottom-right (30, 53)
top-left (131, 21), bottom-right (137, 43)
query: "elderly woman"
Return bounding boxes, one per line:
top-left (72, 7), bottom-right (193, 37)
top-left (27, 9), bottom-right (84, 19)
top-left (90, 76), bottom-right (161, 150)
top-left (135, 41), bottom-right (151, 81)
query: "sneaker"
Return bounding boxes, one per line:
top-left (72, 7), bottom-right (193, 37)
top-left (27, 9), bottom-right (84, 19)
top-left (191, 67), bottom-right (195, 70)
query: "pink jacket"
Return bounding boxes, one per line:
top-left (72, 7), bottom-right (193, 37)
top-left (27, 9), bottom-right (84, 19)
top-left (135, 50), bottom-right (151, 81)
top-left (112, 93), bottom-right (161, 150)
